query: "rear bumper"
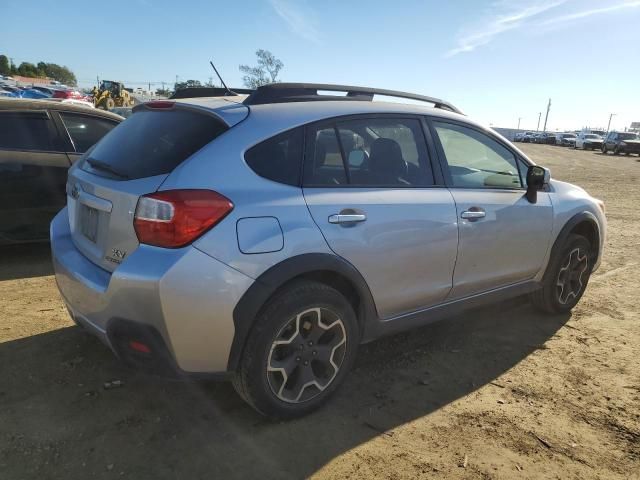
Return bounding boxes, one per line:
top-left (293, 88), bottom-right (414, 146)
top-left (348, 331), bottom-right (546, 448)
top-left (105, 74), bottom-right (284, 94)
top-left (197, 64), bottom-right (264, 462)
top-left (51, 208), bottom-right (254, 374)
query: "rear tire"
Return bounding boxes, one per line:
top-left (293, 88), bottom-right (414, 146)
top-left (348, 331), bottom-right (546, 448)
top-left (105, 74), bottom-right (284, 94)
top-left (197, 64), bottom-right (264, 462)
top-left (614, 146), bottom-right (621, 156)
top-left (601, 145), bottom-right (608, 154)
top-left (232, 280), bottom-right (359, 419)
top-left (530, 234), bottom-right (592, 314)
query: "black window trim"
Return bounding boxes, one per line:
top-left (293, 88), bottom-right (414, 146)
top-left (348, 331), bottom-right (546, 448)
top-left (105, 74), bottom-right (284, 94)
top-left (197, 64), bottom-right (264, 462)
top-left (0, 109), bottom-right (66, 154)
top-left (302, 113), bottom-right (444, 189)
top-left (426, 116), bottom-right (531, 192)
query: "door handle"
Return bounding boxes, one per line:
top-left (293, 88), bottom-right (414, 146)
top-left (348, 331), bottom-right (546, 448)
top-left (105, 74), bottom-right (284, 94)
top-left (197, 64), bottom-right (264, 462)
top-left (460, 209), bottom-right (485, 220)
top-left (328, 214), bottom-right (367, 224)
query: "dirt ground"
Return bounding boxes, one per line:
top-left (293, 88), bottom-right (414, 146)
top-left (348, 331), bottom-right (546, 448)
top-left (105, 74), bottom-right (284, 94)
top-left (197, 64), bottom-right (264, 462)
top-left (1, 144), bottom-right (639, 480)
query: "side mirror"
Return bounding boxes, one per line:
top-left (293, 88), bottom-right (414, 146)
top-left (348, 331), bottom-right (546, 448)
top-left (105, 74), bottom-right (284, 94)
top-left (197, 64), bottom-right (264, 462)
top-left (526, 165), bottom-right (550, 203)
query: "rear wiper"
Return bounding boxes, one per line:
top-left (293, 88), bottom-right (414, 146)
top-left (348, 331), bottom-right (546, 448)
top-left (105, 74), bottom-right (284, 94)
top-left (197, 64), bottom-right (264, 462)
top-left (85, 158), bottom-right (129, 179)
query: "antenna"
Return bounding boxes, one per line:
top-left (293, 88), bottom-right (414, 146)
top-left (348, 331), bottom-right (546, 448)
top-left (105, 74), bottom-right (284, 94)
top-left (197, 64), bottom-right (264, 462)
top-left (209, 60), bottom-right (236, 96)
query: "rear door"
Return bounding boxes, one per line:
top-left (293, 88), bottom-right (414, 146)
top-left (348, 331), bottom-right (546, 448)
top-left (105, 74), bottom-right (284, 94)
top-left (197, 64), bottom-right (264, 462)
top-left (302, 115), bottom-right (458, 319)
top-left (66, 105), bottom-right (229, 271)
top-left (429, 119), bottom-right (553, 299)
top-left (0, 109), bottom-right (70, 241)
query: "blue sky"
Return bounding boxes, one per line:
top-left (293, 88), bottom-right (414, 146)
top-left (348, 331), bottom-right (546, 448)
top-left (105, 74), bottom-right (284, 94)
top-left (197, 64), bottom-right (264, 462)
top-left (2, 0), bottom-right (639, 131)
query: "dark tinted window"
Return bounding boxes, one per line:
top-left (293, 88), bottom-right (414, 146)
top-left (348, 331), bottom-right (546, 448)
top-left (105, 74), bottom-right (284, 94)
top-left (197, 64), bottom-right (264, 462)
top-left (305, 117), bottom-right (433, 187)
top-left (81, 109), bottom-right (227, 179)
top-left (60, 112), bottom-right (118, 153)
top-left (0, 111), bottom-right (57, 151)
top-left (245, 127), bottom-right (303, 186)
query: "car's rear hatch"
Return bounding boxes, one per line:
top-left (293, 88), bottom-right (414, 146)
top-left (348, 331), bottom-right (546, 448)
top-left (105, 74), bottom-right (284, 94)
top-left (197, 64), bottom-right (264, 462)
top-left (66, 98), bottom-right (248, 272)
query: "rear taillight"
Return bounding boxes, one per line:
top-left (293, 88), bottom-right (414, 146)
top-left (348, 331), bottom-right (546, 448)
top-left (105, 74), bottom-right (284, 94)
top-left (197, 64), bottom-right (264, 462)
top-left (134, 190), bottom-right (233, 248)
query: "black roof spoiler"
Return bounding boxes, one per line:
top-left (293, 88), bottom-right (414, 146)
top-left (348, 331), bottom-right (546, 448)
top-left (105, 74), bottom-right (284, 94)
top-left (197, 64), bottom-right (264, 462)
top-left (242, 83), bottom-right (462, 114)
top-left (170, 87), bottom-right (254, 100)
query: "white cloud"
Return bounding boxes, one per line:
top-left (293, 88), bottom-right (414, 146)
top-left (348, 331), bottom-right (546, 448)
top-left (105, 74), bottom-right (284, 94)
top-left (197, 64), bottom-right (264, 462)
top-left (539, 0), bottom-right (640, 26)
top-left (445, 0), bottom-right (568, 57)
top-left (269, 0), bottom-right (321, 45)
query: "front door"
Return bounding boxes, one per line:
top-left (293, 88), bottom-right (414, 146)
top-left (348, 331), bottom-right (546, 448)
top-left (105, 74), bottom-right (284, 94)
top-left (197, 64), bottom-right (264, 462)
top-left (430, 120), bottom-right (553, 299)
top-left (302, 116), bottom-right (459, 319)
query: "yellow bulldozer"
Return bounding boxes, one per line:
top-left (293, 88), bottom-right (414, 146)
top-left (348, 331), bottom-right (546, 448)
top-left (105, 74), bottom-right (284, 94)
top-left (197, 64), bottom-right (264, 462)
top-left (92, 80), bottom-right (134, 110)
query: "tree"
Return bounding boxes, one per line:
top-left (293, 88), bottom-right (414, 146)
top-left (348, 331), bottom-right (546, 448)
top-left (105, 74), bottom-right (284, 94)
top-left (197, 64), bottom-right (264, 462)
top-left (239, 49), bottom-right (283, 89)
top-left (0, 55), bottom-right (9, 76)
top-left (174, 79), bottom-right (202, 91)
top-left (155, 87), bottom-right (172, 97)
top-left (17, 62), bottom-right (39, 77)
top-left (43, 63), bottom-right (77, 86)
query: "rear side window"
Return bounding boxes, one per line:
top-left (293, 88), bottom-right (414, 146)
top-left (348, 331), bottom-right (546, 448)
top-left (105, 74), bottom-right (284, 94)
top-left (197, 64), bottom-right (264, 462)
top-left (60, 112), bottom-right (118, 153)
top-left (305, 117), bottom-right (434, 187)
top-left (82, 108), bottom-right (227, 179)
top-left (0, 111), bottom-right (57, 151)
top-left (245, 127), bottom-right (303, 186)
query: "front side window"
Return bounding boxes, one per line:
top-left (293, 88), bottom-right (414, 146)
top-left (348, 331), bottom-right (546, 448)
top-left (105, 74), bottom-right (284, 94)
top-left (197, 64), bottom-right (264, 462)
top-left (0, 111), bottom-right (57, 151)
top-left (305, 117), bottom-right (434, 187)
top-left (433, 121), bottom-right (522, 189)
top-left (60, 112), bottom-right (118, 153)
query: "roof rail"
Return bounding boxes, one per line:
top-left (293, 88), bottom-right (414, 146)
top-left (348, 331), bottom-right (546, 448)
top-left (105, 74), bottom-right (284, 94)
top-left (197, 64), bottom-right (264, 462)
top-left (242, 83), bottom-right (462, 114)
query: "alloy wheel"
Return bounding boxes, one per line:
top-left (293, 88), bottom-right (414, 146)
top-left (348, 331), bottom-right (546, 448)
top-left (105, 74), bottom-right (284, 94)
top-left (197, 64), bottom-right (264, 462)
top-left (556, 247), bottom-right (589, 305)
top-left (267, 307), bottom-right (347, 403)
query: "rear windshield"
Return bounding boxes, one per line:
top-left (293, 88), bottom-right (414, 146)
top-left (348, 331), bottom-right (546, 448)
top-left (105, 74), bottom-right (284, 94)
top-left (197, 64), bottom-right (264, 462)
top-left (81, 108), bottom-right (227, 179)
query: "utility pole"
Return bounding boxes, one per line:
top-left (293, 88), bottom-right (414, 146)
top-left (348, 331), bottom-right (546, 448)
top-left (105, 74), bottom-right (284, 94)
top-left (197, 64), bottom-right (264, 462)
top-left (607, 113), bottom-right (616, 133)
top-left (542, 98), bottom-right (551, 132)
top-left (537, 112), bottom-right (542, 132)
top-left (517, 117), bottom-right (522, 130)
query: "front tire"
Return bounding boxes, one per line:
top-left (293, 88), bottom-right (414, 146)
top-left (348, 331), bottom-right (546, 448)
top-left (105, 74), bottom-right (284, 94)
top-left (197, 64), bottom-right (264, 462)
top-left (601, 145), bottom-right (608, 154)
top-left (232, 280), bottom-right (359, 419)
top-left (530, 234), bottom-right (592, 314)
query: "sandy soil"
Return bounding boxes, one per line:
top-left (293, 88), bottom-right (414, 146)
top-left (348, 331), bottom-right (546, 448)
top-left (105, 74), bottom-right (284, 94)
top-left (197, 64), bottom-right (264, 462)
top-left (0, 144), bottom-right (638, 479)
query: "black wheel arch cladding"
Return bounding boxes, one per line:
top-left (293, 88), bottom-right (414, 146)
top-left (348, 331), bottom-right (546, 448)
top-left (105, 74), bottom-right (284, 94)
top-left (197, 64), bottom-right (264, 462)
top-left (228, 253), bottom-right (378, 371)
top-left (546, 211), bottom-right (600, 279)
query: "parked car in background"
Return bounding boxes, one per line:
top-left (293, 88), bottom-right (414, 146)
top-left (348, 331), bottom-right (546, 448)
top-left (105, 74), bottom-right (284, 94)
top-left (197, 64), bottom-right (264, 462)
top-left (576, 132), bottom-right (604, 150)
top-left (602, 131), bottom-right (640, 156)
top-left (522, 132), bottom-right (536, 143)
top-left (556, 133), bottom-right (577, 147)
top-left (514, 132), bottom-right (525, 142)
top-left (47, 97), bottom-right (96, 109)
top-left (53, 89), bottom-right (92, 103)
top-left (30, 86), bottom-right (57, 97)
top-left (51, 83), bottom-right (605, 418)
top-left (0, 98), bottom-right (121, 243)
top-left (540, 132), bottom-right (556, 144)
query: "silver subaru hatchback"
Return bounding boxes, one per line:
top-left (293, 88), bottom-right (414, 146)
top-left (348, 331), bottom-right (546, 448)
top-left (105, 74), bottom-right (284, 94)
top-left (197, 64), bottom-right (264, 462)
top-left (51, 83), bottom-right (606, 418)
